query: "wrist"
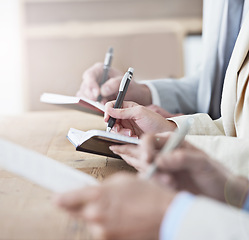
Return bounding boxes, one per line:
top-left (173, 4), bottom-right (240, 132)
top-left (160, 120), bottom-right (177, 133)
top-left (130, 83), bottom-right (152, 106)
top-left (224, 176), bottom-right (249, 208)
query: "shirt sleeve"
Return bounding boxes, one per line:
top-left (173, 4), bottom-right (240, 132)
top-left (160, 192), bottom-right (195, 240)
top-left (243, 192), bottom-right (249, 212)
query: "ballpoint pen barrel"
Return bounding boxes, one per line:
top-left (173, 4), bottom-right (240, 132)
top-left (97, 68), bottom-right (110, 102)
top-left (106, 68), bottom-right (133, 132)
top-left (97, 47), bottom-right (113, 102)
top-left (106, 91), bottom-right (125, 131)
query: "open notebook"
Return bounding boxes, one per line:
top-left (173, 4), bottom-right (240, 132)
top-left (40, 93), bottom-right (105, 116)
top-left (67, 128), bottom-right (140, 159)
top-left (0, 139), bottom-right (98, 193)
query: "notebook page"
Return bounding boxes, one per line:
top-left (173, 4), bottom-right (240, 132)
top-left (0, 139), bottom-right (98, 193)
top-left (67, 128), bottom-right (140, 146)
top-left (40, 93), bottom-right (105, 112)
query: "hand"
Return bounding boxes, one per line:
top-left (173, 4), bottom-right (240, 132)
top-left (77, 63), bottom-right (152, 105)
top-left (104, 101), bottom-right (177, 138)
top-left (76, 63), bottom-right (123, 102)
top-left (109, 132), bottom-right (171, 172)
top-left (146, 104), bottom-right (183, 118)
top-left (139, 134), bottom-right (249, 206)
top-left (54, 173), bottom-right (176, 240)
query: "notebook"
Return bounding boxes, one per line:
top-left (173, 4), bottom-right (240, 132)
top-left (0, 139), bottom-right (98, 193)
top-left (67, 128), bottom-right (140, 159)
top-left (40, 93), bottom-right (105, 116)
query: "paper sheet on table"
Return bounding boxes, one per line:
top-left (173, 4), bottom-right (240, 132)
top-left (0, 139), bottom-right (98, 193)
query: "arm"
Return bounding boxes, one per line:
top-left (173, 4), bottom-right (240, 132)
top-left (77, 63), bottom-right (201, 115)
top-left (54, 173), bottom-right (176, 240)
top-left (77, 63), bottom-right (152, 105)
top-left (147, 72), bottom-right (200, 114)
top-left (110, 134), bottom-right (249, 205)
top-left (185, 135), bottom-right (249, 176)
top-left (168, 113), bottom-right (225, 136)
top-left (174, 197), bottom-right (249, 240)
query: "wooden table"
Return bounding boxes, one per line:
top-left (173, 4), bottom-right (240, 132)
top-left (0, 110), bottom-right (136, 240)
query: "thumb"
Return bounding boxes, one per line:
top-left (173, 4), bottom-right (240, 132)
top-left (101, 76), bottom-right (122, 97)
top-left (105, 102), bottom-right (140, 120)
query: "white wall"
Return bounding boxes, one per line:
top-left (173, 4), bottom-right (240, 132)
top-left (0, 0), bottom-right (24, 115)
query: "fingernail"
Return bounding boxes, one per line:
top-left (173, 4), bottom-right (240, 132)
top-left (109, 146), bottom-right (114, 151)
top-left (124, 129), bottom-right (132, 137)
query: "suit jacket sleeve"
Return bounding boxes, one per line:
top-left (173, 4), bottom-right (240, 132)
top-left (168, 114), bottom-right (249, 176)
top-left (185, 135), bottom-right (249, 176)
top-left (148, 71), bottom-right (200, 114)
top-left (174, 197), bottom-right (249, 240)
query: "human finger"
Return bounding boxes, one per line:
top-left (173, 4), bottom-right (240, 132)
top-left (77, 63), bottom-right (104, 99)
top-left (53, 186), bottom-right (101, 211)
top-left (156, 148), bottom-right (208, 173)
top-left (140, 134), bottom-right (171, 164)
top-left (101, 76), bottom-right (122, 98)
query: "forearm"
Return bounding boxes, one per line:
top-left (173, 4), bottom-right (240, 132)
top-left (174, 197), bottom-right (249, 240)
top-left (162, 193), bottom-right (249, 240)
top-left (126, 82), bottom-right (152, 106)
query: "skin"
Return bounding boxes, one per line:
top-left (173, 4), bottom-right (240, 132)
top-left (110, 134), bottom-right (249, 206)
top-left (54, 140), bottom-right (249, 239)
top-left (104, 101), bottom-right (177, 138)
top-left (54, 173), bottom-right (176, 240)
top-left (77, 63), bottom-right (179, 118)
top-left (77, 63), bottom-right (152, 106)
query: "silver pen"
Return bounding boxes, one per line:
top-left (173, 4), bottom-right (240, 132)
top-left (144, 117), bottom-right (194, 179)
top-left (97, 47), bottom-right (113, 102)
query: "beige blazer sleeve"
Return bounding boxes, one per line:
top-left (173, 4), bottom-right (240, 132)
top-left (175, 197), bottom-right (249, 240)
top-left (185, 135), bottom-right (249, 176)
top-left (170, 11), bottom-right (249, 139)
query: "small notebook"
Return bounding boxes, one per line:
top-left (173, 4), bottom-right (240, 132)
top-left (40, 93), bottom-right (105, 116)
top-left (0, 139), bottom-right (98, 193)
top-left (67, 128), bottom-right (140, 159)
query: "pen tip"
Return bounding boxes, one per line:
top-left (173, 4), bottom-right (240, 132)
top-left (106, 127), bottom-right (111, 132)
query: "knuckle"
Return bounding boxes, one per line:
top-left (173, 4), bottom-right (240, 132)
top-left (136, 105), bottom-right (145, 114)
top-left (93, 62), bottom-right (103, 68)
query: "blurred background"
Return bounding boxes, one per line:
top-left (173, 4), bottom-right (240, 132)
top-left (0, 0), bottom-right (203, 115)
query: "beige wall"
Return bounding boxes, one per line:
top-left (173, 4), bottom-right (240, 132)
top-left (22, 0), bottom-right (203, 111)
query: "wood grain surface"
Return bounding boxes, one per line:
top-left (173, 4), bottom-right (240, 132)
top-left (0, 110), bottom-right (136, 240)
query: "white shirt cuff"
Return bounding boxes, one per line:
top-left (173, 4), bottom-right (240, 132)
top-left (243, 192), bottom-right (249, 212)
top-left (160, 192), bottom-right (195, 240)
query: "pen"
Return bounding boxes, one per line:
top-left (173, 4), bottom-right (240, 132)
top-left (97, 47), bottom-right (114, 102)
top-left (144, 117), bottom-right (194, 180)
top-left (106, 67), bottom-right (134, 132)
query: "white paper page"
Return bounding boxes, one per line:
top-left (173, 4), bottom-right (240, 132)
top-left (67, 128), bottom-right (140, 147)
top-left (0, 139), bottom-right (98, 193)
top-left (40, 93), bottom-right (105, 112)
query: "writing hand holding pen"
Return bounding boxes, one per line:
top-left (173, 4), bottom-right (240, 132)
top-left (106, 68), bottom-right (134, 132)
top-left (97, 47), bottom-right (113, 102)
top-left (144, 118), bottom-right (194, 179)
